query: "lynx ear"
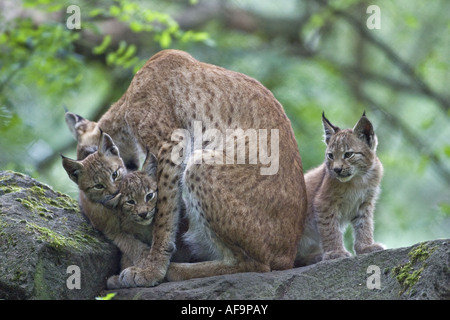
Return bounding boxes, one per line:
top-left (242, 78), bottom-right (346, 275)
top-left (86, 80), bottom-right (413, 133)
top-left (65, 112), bottom-right (86, 140)
top-left (98, 132), bottom-right (120, 157)
top-left (61, 155), bottom-right (84, 184)
top-left (322, 112), bottom-right (340, 145)
top-left (103, 193), bottom-right (122, 209)
top-left (353, 112), bottom-right (377, 150)
top-left (142, 150), bottom-right (158, 177)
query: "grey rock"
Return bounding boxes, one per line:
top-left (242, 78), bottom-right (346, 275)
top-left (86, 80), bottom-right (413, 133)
top-left (1, 170), bottom-right (448, 300)
top-left (105, 239), bottom-right (449, 300)
top-left (0, 170), bottom-right (120, 299)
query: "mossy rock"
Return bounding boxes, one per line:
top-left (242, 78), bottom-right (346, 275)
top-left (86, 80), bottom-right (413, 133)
top-left (0, 170), bottom-right (120, 299)
top-left (106, 239), bottom-right (449, 300)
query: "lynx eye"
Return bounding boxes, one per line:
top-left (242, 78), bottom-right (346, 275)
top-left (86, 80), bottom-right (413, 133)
top-left (112, 169), bottom-right (120, 181)
top-left (327, 153), bottom-right (334, 160)
top-left (146, 192), bottom-right (156, 202)
top-left (126, 200), bottom-right (136, 205)
top-left (93, 184), bottom-right (105, 190)
top-left (344, 152), bottom-right (354, 159)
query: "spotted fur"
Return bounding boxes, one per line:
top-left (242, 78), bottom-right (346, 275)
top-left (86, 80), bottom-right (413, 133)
top-left (295, 112), bottom-right (385, 266)
top-left (64, 50), bottom-right (307, 287)
top-left (61, 134), bottom-right (189, 289)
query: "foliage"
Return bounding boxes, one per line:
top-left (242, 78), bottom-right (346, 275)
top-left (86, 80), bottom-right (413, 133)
top-left (0, 0), bottom-right (449, 249)
top-left (95, 292), bottom-right (117, 300)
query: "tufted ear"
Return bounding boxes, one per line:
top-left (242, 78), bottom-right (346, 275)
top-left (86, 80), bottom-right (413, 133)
top-left (322, 112), bottom-right (340, 145)
top-left (353, 112), bottom-right (378, 151)
top-left (142, 150), bottom-right (158, 177)
top-left (103, 193), bottom-right (122, 209)
top-left (61, 155), bottom-right (84, 184)
top-left (65, 112), bottom-right (87, 140)
top-left (98, 132), bottom-right (120, 157)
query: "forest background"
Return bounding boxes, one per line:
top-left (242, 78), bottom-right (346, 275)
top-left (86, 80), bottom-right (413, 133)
top-left (0, 0), bottom-right (449, 250)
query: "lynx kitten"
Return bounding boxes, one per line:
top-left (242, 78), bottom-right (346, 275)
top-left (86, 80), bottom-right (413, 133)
top-left (296, 112), bottom-right (385, 266)
top-left (61, 133), bottom-right (154, 265)
top-left (64, 113), bottom-right (191, 286)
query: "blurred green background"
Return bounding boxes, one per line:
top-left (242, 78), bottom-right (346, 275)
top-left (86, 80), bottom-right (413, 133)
top-left (0, 0), bottom-right (449, 250)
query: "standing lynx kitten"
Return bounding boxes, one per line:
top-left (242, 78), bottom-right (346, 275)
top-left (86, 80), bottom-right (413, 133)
top-left (296, 112), bottom-right (384, 266)
top-left (63, 49), bottom-right (307, 287)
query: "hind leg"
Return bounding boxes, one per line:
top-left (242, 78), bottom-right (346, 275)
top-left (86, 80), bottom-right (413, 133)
top-left (167, 259), bottom-right (270, 282)
top-left (167, 150), bottom-right (298, 281)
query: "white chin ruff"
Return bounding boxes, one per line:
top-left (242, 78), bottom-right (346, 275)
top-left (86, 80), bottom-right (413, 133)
top-left (137, 218), bottom-right (153, 226)
top-left (337, 175), bottom-right (353, 183)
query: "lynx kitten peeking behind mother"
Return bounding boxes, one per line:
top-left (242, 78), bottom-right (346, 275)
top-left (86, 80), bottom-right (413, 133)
top-left (295, 112), bottom-right (385, 266)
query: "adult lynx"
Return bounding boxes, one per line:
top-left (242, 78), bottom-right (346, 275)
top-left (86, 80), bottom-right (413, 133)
top-left (295, 112), bottom-right (384, 266)
top-left (65, 49), bottom-right (307, 287)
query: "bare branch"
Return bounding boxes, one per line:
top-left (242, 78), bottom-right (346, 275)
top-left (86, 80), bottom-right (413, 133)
top-left (315, 0), bottom-right (450, 113)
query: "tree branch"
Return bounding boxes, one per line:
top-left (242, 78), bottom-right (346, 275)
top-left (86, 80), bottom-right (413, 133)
top-left (318, 0), bottom-right (450, 113)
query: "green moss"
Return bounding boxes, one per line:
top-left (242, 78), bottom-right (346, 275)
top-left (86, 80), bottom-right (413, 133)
top-left (12, 269), bottom-right (26, 283)
top-left (33, 258), bottom-right (52, 300)
top-left (0, 220), bottom-right (16, 247)
top-left (24, 220), bottom-right (99, 251)
top-left (28, 185), bottom-right (79, 213)
top-left (13, 185), bottom-right (80, 220)
top-left (392, 242), bottom-right (437, 296)
top-left (51, 194), bottom-right (80, 212)
top-left (26, 222), bottom-right (79, 250)
top-left (71, 222), bottom-right (104, 247)
top-left (15, 197), bottom-right (54, 220)
top-left (0, 184), bottom-right (23, 194)
top-left (70, 230), bottom-right (97, 246)
top-left (30, 185), bottom-right (47, 197)
top-left (3, 172), bottom-right (98, 254)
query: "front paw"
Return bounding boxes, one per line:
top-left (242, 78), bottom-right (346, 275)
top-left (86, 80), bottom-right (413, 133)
top-left (119, 266), bottom-right (163, 288)
top-left (355, 243), bottom-right (385, 255)
top-left (106, 275), bottom-right (122, 289)
top-left (322, 250), bottom-right (351, 261)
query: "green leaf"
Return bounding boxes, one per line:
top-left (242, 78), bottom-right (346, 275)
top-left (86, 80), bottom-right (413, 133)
top-left (122, 44), bottom-right (136, 60)
top-left (0, 33), bottom-right (8, 44)
top-left (129, 21), bottom-right (144, 33)
top-left (443, 145), bottom-right (450, 158)
top-left (158, 32), bottom-right (172, 48)
top-left (89, 8), bottom-right (104, 17)
top-left (109, 5), bottom-right (121, 16)
top-left (405, 15), bottom-right (419, 29)
top-left (123, 2), bottom-right (138, 13)
top-left (439, 203), bottom-right (450, 216)
top-left (106, 52), bottom-right (117, 65)
top-left (95, 292), bottom-right (117, 300)
top-left (115, 41), bottom-right (127, 56)
top-left (92, 35), bottom-right (112, 55)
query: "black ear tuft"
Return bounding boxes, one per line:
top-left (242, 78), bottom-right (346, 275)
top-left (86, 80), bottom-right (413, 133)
top-left (98, 132), bottom-right (120, 157)
top-left (322, 112), bottom-right (340, 145)
top-left (61, 155), bottom-right (84, 184)
top-left (65, 112), bottom-right (86, 140)
top-left (353, 114), bottom-right (377, 150)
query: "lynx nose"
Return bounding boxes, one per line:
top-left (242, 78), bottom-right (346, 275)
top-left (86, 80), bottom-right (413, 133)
top-left (138, 212), bottom-right (148, 219)
top-left (333, 167), bottom-right (342, 174)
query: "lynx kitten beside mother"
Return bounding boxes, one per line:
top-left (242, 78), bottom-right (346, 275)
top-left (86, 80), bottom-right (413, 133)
top-left (296, 112), bottom-right (385, 266)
